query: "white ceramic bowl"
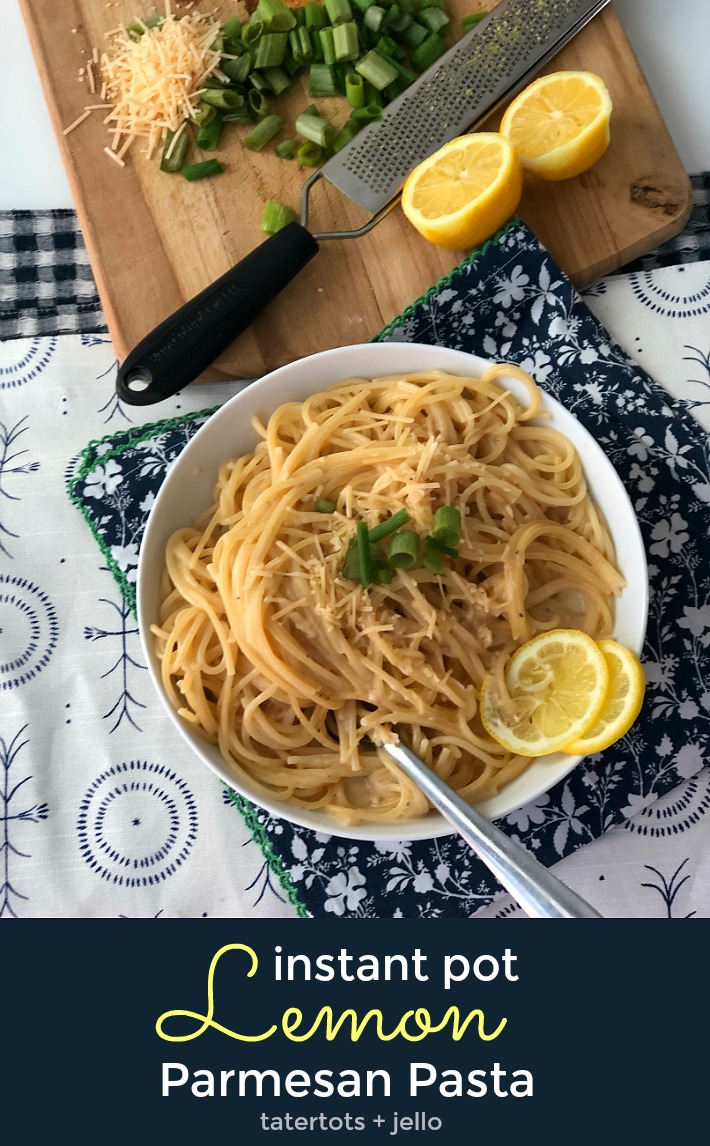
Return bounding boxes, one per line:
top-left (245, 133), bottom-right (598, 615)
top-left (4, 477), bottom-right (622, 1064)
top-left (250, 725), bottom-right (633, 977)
top-left (137, 342), bottom-right (648, 841)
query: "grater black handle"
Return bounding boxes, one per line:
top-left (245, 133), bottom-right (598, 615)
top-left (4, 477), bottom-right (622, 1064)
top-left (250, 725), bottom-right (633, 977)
top-left (115, 223), bottom-right (319, 405)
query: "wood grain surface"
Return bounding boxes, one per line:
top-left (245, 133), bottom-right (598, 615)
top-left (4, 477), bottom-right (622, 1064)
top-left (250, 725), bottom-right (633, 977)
top-left (21, 0), bottom-right (692, 380)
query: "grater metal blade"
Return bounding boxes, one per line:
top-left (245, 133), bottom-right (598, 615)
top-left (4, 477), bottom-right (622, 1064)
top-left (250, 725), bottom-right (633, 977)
top-left (319, 0), bottom-right (611, 218)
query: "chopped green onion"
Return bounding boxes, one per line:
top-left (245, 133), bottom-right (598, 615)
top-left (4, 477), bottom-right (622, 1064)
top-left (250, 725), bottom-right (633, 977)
top-left (275, 138), bottom-right (298, 158)
top-left (334, 121), bottom-right (358, 150)
top-left (352, 0), bottom-right (376, 10)
top-left (256, 0), bottom-right (297, 31)
top-left (242, 19), bottom-right (265, 45)
top-left (375, 566), bottom-right (394, 584)
top-left (314, 497), bottom-right (338, 513)
top-left (305, 1), bottom-right (329, 29)
top-left (127, 15), bottom-right (163, 40)
top-left (220, 54), bottom-right (253, 83)
top-left (422, 541), bottom-right (444, 574)
top-left (261, 199), bottom-right (297, 233)
top-left (182, 159), bottom-right (224, 182)
top-left (432, 505), bottom-right (461, 547)
top-left (349, 103), bottom-right (383, 123)
top-left (298, 141), bottom-right (323, 166)
top-left (308, 62), bottom-right (339, 97)
top-left (190, 104), bottom-right (216, 127)
top-left (400, 20), bottom-right (428, 48)
top-left (387, 530), bottom-right (419, 570)
top-left (223, 106), bottom-right (257, 125)
top-left (368, 508), bottom-right (411, 543)
top-left (222, 16), bottom-right (244, 41)
top-left (243, 113), bottom-right (284, 150)
top-left (160, 129), bottom-right (189, 173)
top-left (325, 0), bottom-right (354, 24)
top-left (263, 65), bottom-right (292, 96)
top-left (341, 538), bottom-right (360, 580)
top-left (419, 7), bottom-right (450, 35)
top-left (196, 115), bottom-right (223, 151)
top-left (363, 5), bottom-right (386, 34)
top-left (462, 11), bottom-right (486, 31)
top-left (254, 31), bottom-right (288, 68)
top-left (295, 111), bottom-right (334, 149)
top-left (425, 534), bottom-right (458, 559)
top-left (319, 27), bottom-right (336, 65)
top-left (248, 89), bottom-right (272, 116)
top-left (290, 26), bottom-right (314, 64)
top-left (355, 49), bottom-right (399, 90)
top-left (333, 21), bottom-right (360, 61)
top-left (200, 88), bottom-right (244, 110)
top-left (357, 521), bottom-right (375, 588)
top-left (345, 71), bottom-right (366, 108)
top-left (412, 31), bottom-right (446, 71)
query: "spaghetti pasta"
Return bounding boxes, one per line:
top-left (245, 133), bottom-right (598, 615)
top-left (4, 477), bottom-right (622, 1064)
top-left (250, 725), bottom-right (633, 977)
top-left (152, 365), bottom-right (624, 825)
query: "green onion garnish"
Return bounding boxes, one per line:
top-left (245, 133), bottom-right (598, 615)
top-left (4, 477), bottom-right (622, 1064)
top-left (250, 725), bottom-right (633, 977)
top-left (261, 199), bottom-right (297, 233)
top-left (387, 530), bottom-right (419, 570)
top-left (368, 508), bottom-right (411, 543)
top-left (432, 505), bottom-right (461, 547)
top-left (422, 541), bottom-right (444, 574)
top-left (181, 159), bottom-right (224, 182)
top-left (412, 31), bottom-right (446, 71)
top-left (425, 534), bottom-right (458, 559)
top-left (333, 21), bottom-right (359, 61)
top-left (314, 497), bottom-right (337, 513)
top-left (356, 521), bottom-right (375, 588)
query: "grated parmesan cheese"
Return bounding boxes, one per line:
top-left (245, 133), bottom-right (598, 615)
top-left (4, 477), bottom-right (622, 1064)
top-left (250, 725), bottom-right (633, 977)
top-left (64, 3), bottom-right (223, 165)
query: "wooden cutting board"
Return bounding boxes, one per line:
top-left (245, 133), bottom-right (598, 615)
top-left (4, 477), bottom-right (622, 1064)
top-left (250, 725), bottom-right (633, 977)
top-left (22, 0), bottom-right (692, 381)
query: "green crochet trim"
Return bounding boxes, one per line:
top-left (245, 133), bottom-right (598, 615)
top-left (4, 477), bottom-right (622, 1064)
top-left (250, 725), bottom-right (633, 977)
top-left (222, 787), bottom-right (310, 916)
top-left (372, 215), bottom-right (520, 343)
top-left (66, 406), bottom-right (218, 617)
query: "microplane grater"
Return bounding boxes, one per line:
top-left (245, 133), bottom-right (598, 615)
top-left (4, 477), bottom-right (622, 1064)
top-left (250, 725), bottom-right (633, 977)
top-left (314, 0), bottom-right (611, 221)
top-left (117, 0), bottom-right (611, 404)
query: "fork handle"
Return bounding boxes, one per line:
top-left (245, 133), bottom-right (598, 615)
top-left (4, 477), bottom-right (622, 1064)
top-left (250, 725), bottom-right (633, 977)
top-left (383, 742), bottom-right (601, 918)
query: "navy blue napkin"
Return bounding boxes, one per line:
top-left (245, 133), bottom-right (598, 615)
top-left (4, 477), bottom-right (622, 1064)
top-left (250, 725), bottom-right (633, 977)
top-left (69, 218), bottom-right (710, 917)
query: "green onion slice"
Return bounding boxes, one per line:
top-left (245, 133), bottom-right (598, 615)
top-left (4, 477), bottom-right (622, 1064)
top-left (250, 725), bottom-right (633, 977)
top-left (356, 521), bottom-right (375, 588)
top-left (432, 505), bottom-right (461, 547)
top-left (387, 530), bottom-right (419, 570)
top-left (314, 496), bottom-right (337, 513)
top-left (261, 199), bottom-right (297, 233)
top-left (368, 508), bottom-right (411, 543)
top-left (182, 159), bottom-right (224, 182)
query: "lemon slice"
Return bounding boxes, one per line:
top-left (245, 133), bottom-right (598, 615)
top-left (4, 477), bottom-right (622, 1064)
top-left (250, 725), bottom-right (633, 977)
top-left (563, 640), bottom-right (645, 754)
top-left (480, 629), bottom-right (609, 757)
top-left (400, 132), bottom-right (523, 250)
top-left (499, 70), bottom-right (613, 181)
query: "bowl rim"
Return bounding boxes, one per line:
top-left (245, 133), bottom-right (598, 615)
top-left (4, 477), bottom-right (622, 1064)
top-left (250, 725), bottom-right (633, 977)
top-left (137, 341), bottom-right (649, 842)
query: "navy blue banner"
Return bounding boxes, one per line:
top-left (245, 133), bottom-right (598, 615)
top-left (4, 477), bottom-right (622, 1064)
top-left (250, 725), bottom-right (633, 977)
top-left (3, 921), bottom-right (706, 1138)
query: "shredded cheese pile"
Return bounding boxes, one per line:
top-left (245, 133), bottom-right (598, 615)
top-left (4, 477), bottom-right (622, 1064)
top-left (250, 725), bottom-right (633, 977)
top-left (64, 3), bottom-right (223, 166)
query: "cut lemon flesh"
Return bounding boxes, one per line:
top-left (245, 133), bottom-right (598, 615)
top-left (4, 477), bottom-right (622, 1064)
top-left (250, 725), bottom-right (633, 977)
top-left (400, 132), bottom-right (523, 250)
top-left (480, 629), bottom-right (609, 757)
top-left (563, 640), bottom-right (645, 754)
top-left (500, 70), bottom-right (612, 181)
